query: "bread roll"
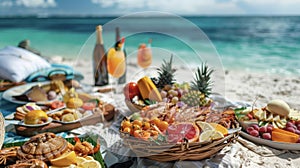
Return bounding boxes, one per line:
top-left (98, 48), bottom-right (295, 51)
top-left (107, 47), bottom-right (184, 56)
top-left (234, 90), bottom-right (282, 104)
top-left (266, 99), bottom-right (290, 117)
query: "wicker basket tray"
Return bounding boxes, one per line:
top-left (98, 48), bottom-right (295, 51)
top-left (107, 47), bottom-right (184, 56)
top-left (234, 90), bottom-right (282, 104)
top-left (0, 113), bottom-right (4, 149)
top-left (122, 129), bottom-right (240, 162)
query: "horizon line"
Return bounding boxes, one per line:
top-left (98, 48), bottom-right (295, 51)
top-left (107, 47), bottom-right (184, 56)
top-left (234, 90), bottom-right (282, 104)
top-left (0, 14), bottom-right (300, 18)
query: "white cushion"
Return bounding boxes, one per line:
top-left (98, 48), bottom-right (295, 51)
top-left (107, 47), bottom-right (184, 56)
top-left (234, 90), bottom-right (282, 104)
top-left (0, 46), bottom-right (51, 82)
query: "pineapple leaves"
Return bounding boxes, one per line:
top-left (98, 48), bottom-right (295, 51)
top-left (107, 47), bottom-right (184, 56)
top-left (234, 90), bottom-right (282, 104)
top-left (191, 63), bottom-right (214, 97)
top-left (156, 55), bottom-right (176, 89)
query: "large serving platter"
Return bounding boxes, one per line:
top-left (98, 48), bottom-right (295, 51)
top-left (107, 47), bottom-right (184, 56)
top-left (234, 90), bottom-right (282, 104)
top-left (240, 131), bottom-right (300, 150)
top-left (2, 81), bottom-right (56, 104)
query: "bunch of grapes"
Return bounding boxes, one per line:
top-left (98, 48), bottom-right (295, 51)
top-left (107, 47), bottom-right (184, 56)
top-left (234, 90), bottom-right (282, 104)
top-left (160, 83), bottom-right (190, 104)
top-left (246, 124), bottom-right (273, 140)
top-left (284, 121), bottom-right (300, 135)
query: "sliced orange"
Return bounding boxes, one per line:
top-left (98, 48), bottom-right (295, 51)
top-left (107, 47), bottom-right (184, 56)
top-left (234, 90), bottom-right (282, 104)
top-left (272, 128), bottom-right (299, 143)
top-left (209, 123), bottom-right (228, 136)
top-left (167, 122), bottom-right (200, 143)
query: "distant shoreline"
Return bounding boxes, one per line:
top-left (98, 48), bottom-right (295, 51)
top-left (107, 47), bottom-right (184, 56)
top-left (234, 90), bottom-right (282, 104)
top-left (1, 15), bottom-right (300, 19)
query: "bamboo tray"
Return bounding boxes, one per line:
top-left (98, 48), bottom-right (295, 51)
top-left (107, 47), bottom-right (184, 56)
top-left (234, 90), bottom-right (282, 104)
top-left (122, 129), bottom-right (240, 162)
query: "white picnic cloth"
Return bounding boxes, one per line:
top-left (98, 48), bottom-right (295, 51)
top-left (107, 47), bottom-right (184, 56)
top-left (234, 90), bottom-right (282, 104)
top-left (71, 92), bottom-right (300, 168)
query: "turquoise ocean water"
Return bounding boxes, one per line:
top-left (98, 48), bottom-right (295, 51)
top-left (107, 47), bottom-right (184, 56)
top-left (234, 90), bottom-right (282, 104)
top-left (0, 16), bottom-right (299, 76)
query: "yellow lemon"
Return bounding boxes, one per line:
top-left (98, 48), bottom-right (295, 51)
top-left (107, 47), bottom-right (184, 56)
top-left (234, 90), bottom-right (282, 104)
top-left (76, 156), bottom-right (87, 165)
top-left (196, 121), bottom-right (214, 132)
top-left (50, 151), bottom-right (77, 167)
top-left (199, 130), bottom-right (224, 142)
top-left (67, 97), bottom-right (83, 109)
top-left (49, 165), bottom-right (76, 168)
top-left (84, 156), bottom-right (94, 160)
top-left (78, 160), bottom-right (102, 168)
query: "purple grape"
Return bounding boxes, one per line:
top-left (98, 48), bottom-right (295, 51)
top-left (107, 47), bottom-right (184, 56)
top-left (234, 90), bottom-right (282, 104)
top-left (262, 133), bottom-right (272, 140)
top-left (267, 126), bottom-right (273, 133)
top-left (177, 89), bottom-right (183, 98)
top-left (160, 90), bottom-right (167, 98)
top-left (295, 130), bottom-right (300, 135)
top-left (297, 138), bottom-right (300, 143)
top-left (259, 126), bottom-right (267, 134)
top-left (252, 125), bottom-right (260, 131)
top-left (286, 127), bottom-right (296, 133)
top-left (246, 127), bottom-right (254, 133)
top-left (176, 101), bottom-right (185, 108)
top-left (162, 98), bottom-right (168, 102)
top-left (249, 130), bottom-right (259, 137)
top-left (286, 122), bottom-right (295, 128)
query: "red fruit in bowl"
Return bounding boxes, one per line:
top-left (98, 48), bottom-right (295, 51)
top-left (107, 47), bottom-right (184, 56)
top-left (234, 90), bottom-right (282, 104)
top-left (267, 126), bottom-right (273, 133)
top-left (252, 125), bottom-right (260, 131)
top-left (123, 82), bottom-right (140, 100)
top-left (259, 126), bottom-right (267, 134)
top-left (246, 127), bottom-right (254, 133)
top-left (249, 130), bottom-right (259, 137)
top-left (262, 133), bottom-right (272, 140)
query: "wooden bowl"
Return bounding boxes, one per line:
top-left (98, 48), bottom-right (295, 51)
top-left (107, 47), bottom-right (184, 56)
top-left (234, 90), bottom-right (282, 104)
top-left (125, 99), bottom-right (145, 112)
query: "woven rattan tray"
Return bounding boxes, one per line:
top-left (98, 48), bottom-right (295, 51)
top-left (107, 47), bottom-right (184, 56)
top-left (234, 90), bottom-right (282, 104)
top-left (122, 129), bottom-right (240, 162)
top-left (0, 113), bottom-right (4, 149)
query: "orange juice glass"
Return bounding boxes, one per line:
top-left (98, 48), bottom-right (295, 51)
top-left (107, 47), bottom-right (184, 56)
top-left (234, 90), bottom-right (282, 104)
top-left (107, 48), bottom-right (126, 78)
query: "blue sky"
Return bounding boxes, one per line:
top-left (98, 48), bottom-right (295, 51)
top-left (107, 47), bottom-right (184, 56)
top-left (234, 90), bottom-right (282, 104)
top-left (1, 0), bottom-right (300, 16)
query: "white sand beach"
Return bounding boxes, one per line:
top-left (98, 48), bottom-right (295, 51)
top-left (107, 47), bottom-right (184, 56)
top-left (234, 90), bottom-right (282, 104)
top-left (52, 56), bottom-right (300, 110)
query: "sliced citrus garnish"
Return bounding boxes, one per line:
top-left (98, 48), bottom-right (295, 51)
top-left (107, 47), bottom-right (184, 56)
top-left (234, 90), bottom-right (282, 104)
top-left (84, 156), bottom-right (94, 160)
top-left (209, 123), bottom-right (228, 136)
top-left (199, 130), bottom-right (224, 142)
top-left (167, 122), bottom-right (200, 143)
top-left (77, 156), bottom-right (87, 165)
top-left (78, 160), bottom-right (102, 168)
top-left (196, 121), bottom-right (214, 132)
top-left (50, 151), bottom-right (77, 167)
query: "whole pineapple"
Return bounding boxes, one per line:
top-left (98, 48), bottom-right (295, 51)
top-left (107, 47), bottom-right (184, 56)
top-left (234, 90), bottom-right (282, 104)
top-left (191, 63), bottom-right (214, 97)
top-left (156, 55), bottom-right (176, 89)
top-left (181, 90), bottom-right (211, 107)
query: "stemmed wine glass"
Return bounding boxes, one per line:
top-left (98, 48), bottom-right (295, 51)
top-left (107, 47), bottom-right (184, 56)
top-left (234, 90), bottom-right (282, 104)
top-left (137, 39), bottom-right (152, 75)
top-left (107, 38), bottom-right (126, 93)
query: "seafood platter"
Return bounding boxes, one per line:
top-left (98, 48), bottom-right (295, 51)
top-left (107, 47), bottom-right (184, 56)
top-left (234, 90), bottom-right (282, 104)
top-left (0, 132), bottom-right (105, 168)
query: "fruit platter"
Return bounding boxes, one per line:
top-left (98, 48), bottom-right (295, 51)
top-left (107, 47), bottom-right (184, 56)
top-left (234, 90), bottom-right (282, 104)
top-left (0, 132), bottom-right (105, 168)
top-left (120, 58), bottom-right (240, 161)
top-left (5, 84), bottom-right (115, 136)
top-left (235, 99), bottom-right (300, 150)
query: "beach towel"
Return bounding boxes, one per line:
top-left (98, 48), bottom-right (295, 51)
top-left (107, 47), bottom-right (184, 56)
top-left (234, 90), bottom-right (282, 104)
top-left (25, 63), bottom-right (84, 82)
top-left (0, 46), bottom-right (51, 82)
